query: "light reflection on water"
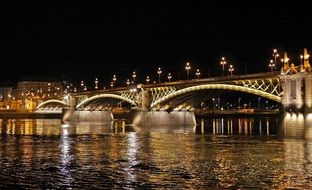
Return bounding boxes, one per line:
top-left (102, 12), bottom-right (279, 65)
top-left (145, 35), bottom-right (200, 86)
top-left (0, 116), bottom-right (312, 189)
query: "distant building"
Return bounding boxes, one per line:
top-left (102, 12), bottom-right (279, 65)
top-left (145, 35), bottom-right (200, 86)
top-left (0, 81), bottom-right (63, 111)
top-left (14, 81), bottom-right (63, 100)
top-left (0, 87), bottom-right (13, 109)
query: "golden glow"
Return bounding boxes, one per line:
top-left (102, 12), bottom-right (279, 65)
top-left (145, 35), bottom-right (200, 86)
top-left (36, 99), bottom-right (68, 109)
top-left (76, 94), bottom-right (136, 109)
top-left (151, 84), bottom-right (281, 108)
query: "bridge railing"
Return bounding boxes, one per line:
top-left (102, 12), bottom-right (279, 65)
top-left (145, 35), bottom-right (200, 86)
top-left (73, 71), bottom-right (279, 95)
top-left (140, 71), bottom-right (279, 88)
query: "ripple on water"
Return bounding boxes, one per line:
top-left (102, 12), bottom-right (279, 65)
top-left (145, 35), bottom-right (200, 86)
top-left (0, 118), bottom-right (312, 189)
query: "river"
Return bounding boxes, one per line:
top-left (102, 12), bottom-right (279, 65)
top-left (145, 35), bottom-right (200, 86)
top-left (0, 116), bottom-right (311, 189)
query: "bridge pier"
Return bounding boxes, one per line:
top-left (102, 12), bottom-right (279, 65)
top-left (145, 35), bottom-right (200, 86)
top-left (129, 109), bottom-right (196, 126)
top-left (62, 96), bottom-right (76, 122)
top-left (280, 73), bottom-right (312, 113)
top-left (62, 96), bottom-right (114, 123)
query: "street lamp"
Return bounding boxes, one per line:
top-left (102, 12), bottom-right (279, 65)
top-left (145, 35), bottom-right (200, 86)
top-left (228, 65), bottom-right (234, 76)
top-left (272, 49), bottom-right (279, 69)
top-left (94, 78), bottom-right (98, 90)
top-left (110, 81), bottom-right (114, 88)
top-left (126, 79), bottom-right (130, 87)
top-left (258, 97), bottom-right (261, 110)
top-left (167, 73), bottom-right (172, 82)
top-left (146, 76), bottom-right (150, 83)
top-left (185, 62), bottom-right (191, 80)
top-left (300, 55), bottom-right (304, 66)
top-left (132, 71), bottom-right (136, 84)
top-left (195, 69), bottom-right (201, 79)
top-left (220, 57), bottom-right (226, 76)
top-left (269, 59), bottom-right (275, 72)
top-left (80, 80), bottom-right (84, 91)
top-left (281, 58), bottom-right (284, 67)
top-left (113, 75), bottom-right (117, 85)
top-left (157, 67), bottom-right (162, 83)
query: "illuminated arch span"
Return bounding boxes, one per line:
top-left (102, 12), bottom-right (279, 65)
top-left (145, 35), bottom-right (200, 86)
top-left (76, 94), bottom-right (136, 109)
top-left (151, 84), bottom-right (282, 108)
top-left (36, 99), bottom-right (68, 109)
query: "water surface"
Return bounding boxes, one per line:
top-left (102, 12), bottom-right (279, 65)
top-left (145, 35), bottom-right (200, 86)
top-left (0, 117), bottom-right (311, 189)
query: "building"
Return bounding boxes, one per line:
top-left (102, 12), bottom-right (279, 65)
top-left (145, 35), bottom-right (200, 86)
top-left (0, 81), bottom-right (63, 111)
top-left (0, 87), bottom-right (13, 110)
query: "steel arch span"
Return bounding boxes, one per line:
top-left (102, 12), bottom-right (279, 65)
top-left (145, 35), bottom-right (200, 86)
top-left (76, 94), bottom-right (137, 109)
top-left (37, 99), bottom-right (68, 109)
top-left (150, 84), bottom-right (282, 108)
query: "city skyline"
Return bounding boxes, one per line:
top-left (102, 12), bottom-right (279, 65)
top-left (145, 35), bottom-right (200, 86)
top-left (1, 1), bottom-right (312, 84)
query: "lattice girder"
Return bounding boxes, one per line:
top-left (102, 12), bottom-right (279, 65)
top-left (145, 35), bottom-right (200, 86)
top-left (233, 78), bottom-right (282, 97)
top-left (149, 86), bottom-right (176, 104)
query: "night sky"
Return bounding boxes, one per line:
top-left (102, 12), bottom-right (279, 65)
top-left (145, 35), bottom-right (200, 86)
top-left (1, 0), bottom-right (312, 86)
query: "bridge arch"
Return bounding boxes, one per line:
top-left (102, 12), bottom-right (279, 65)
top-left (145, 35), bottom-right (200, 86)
top-left (36, 99), bottom-right (68, 109)
top-left (151, 84), bottom-right (282, 108)
top-left (76, 94), bottom-right (137, 109)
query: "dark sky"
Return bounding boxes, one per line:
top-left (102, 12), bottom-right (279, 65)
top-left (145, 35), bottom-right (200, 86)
top-left (1, 0), bottom-right (312, 86)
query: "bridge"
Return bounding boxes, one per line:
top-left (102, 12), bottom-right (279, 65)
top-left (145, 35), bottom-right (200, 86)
top-left (37, 72), bottom-right (281, 110)
top-left (36, 71), bottom-right (312, 124)
top-left (36, 49), bottom-right (312, 125)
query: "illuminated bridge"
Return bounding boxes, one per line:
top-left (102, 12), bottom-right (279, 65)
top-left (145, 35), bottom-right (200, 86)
top-left (37, 72), bottom-right (284, 111)
top-left (37, 68), bottom-right (312, 125)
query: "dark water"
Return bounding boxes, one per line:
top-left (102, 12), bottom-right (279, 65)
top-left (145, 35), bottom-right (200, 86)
top-left (0, 116), bottom-right (312, 189)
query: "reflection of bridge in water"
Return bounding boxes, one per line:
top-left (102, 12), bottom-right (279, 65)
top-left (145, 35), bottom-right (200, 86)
top-left (37, 64), bottom-right (312, 126)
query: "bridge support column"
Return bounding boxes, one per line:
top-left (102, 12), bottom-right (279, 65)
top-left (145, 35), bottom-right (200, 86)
top-left (277, 73), bottom-right (312, 135)
top-left (129, 109), bottom-right (196, 126)
top-left (62, 96), bottom-right (77, 122)
top-left (62, 97), bottom-right (113, 123)
top-left (141, 89), bottom-right (152, 110)
top-left (305, 74), bottom-right (312, 113)
top-left (280, 73), bottom-right (305, 112)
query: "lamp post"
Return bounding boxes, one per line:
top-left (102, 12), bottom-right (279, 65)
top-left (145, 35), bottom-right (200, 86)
top-left (110, 81), bottom-right (114, 88)
top-left (167, 73), bottom-right (172, 82)
top-left (196, 69), bottom-right (201, 79)
top-left (258, 97), bottom-right (261, 110)
top-left (220, 57), bottom-right (226, 76)
top-left (228, 65), bottom-right (234, 76)
top-left (157, 67), bottom-right (162, 83)
top-left (300, 55), bottom-right (304, 66)
top-left (126, 79), bottom-right (130, 87)
top-left (273, 49), bottom-right (279, 69)
top-left (94, 78), bottom-right (98, 90)
top-left (113, 75), bottom-right (117, 85)
top-left (132, 71), bottom-right (136, 84)
top-left (80, 80), bottom-right (84, 91)
top-left (185, 62), bottom-right (191, 80)
top-left (146, 76), bottom-right (150, 83)
top-left (269, 59), bottom-right (275, 72)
